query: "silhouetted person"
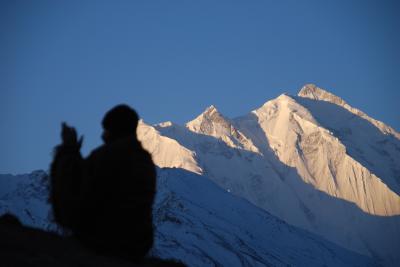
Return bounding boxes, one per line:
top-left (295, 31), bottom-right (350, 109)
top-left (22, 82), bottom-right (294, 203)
top-left (50, 104), bottom-right (156, 261)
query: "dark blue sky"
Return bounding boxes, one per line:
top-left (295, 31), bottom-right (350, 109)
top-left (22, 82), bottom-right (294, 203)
top-left (1, 0), bottom-right (399, 174)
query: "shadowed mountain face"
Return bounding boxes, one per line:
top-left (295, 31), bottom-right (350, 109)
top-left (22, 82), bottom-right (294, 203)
top-left (136, 84), bottom-right (400, 266)
top-left (0, 169), bottom-right (378, 267)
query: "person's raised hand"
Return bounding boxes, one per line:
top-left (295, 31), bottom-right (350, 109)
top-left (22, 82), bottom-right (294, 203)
top-left (61, 122), bottom-right (83, 149)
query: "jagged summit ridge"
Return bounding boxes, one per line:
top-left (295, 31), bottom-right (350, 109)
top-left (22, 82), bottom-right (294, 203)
top-left (298, 84), bottom-right (347, 106)
top-left (298, 84), bottom-right (400, 138)
top-left (186, 105), bottom-right (259, 152)
top-left (203, 104), bottom-right (218, 115)
top-left (186, 105), bottom-right (228, 133)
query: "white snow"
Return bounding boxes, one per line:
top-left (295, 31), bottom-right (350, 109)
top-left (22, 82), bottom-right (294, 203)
top-left (135, 85), bottom-right (400, 266)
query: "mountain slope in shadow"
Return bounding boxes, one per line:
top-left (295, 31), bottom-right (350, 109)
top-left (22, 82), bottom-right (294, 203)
top-left (0, 169), bottom-right (379, 267)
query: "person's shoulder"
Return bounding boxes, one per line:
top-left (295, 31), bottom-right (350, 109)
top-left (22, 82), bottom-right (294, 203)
top-left (86, 144), bottom-right (107, 161)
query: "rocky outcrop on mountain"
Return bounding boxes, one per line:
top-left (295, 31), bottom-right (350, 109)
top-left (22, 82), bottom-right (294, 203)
top-left (186, 105), bottom-right (259, 153)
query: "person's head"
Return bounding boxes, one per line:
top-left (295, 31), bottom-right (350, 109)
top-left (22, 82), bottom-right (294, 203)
top-left (101, 104), bottom-right (139, 144)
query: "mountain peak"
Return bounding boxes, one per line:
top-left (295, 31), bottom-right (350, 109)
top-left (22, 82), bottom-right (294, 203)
top-left (298, 84), bottom-right (400, 138)
top-left (298, 84), bottom-right (347, 106)
top-left (190, 105), bottom-right (224, 124)
top-left (276, 93), bottom-right (294, 102)
top-left (203, 105), bottom-right (219, 116)
top-left (186, 105), bottom-right (228, 132)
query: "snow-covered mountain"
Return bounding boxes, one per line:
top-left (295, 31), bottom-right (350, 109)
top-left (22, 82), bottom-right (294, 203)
top-left (0, 169), bottom-right (378, 266)
top-left (138, 84), bottom-right (400, 266)
top-left (0, 170), bottom-right (56, 231)
top-left (1, 84), bottom-right (398, 266)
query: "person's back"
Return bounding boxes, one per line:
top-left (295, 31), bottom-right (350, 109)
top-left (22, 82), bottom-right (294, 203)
top-left (50, 104), bottom-right (156, 261)
top-left (78, 136), bottom-right (156, 259)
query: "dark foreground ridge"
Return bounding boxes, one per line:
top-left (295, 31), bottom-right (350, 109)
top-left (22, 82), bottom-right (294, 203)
top-left (0, 216), bottom-right (185, 267)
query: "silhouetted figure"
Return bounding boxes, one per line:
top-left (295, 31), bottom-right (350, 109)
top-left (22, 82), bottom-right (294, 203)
top-left (50, 105), bottom-right (156, 262)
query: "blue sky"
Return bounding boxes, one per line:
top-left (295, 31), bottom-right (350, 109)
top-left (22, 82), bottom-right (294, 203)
top-left (1, 0), bottom-right (399, 174)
